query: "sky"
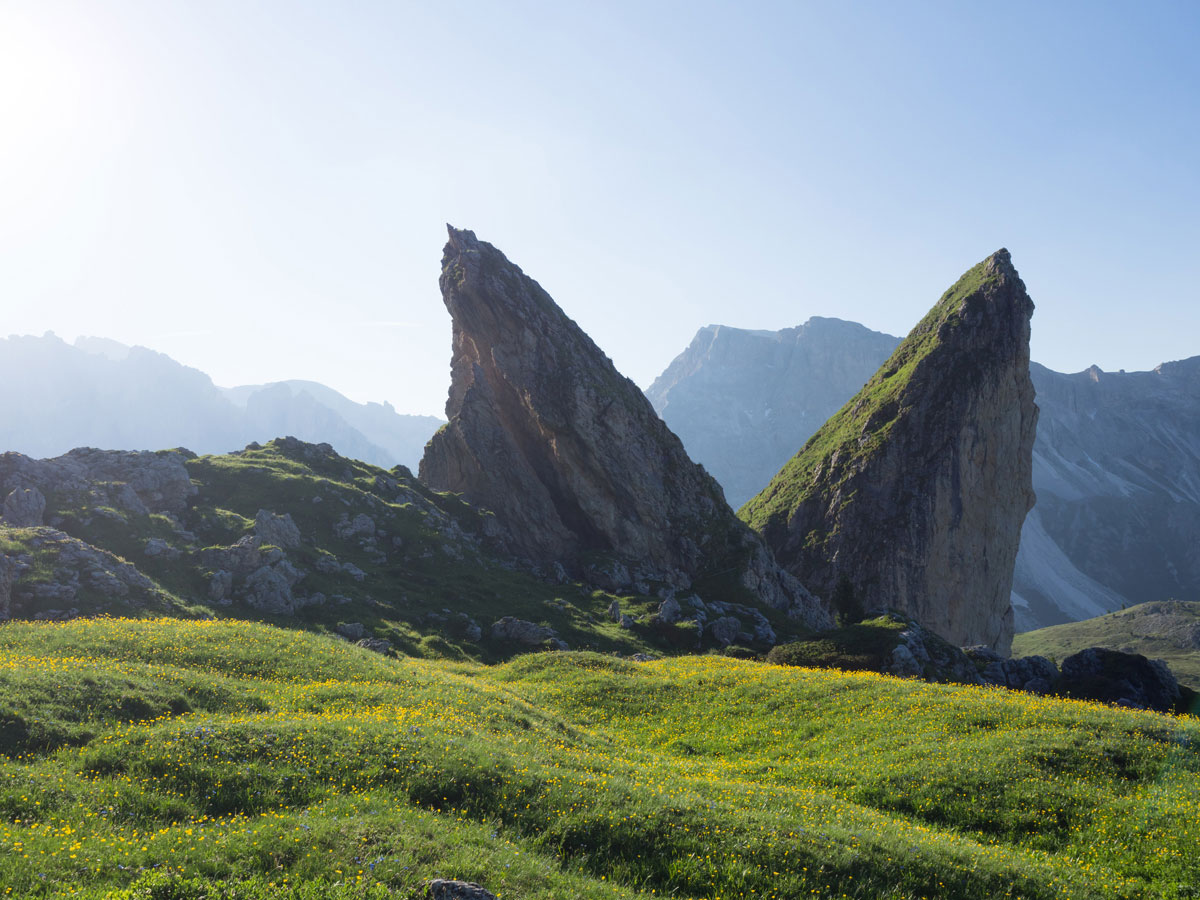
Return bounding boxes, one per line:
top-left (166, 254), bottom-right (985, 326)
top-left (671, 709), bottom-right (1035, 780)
top-left (1, 1), bottom-right (1197, 417)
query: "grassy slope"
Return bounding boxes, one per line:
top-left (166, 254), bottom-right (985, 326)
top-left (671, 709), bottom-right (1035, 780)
top-left (1, 619), bottom-right (1197, 899)
top-left (1014, 601), bottom-right (1200, 690)
top-left (738, 255), bottom-right (997, 535)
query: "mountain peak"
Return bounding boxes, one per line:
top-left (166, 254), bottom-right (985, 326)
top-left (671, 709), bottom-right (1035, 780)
top-left (741, 250), bottom-right (1038, 652)
top-left (420, 230), bottom-right (828, 624)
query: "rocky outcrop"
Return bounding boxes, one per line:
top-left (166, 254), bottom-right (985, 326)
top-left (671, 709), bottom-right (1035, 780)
top-left (647, 319), bottom-right (902, 508)
top-left (198, 535), bottom-right (311, 615)
top-left (3, 527), bottom-right (164, 618)
top-left (742, 250), bottom-right (1037, 652)
top-left (420, 226), bottom-right (828, 627)
top-left (426, 880), bottom-right (497, 900)
top-left (1057, 647), bottom-right (1182, 712)
top-left (3, 486), bottom-right (46, 526)
top-left (254, 509), bottom-right (302, 549)
top-left (0, 447), bottom-right (196, 517)
top-left (490, 616), bottom-right (563, 648)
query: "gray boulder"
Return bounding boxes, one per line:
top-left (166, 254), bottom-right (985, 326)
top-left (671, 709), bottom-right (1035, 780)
top-left (337, 622), bottom-right (367, 640)
top-left (356, 637), bottom-right (392, 655)
top-left (335, 513), bottom-right (376, 540)
top-left (708, 615), bottom-right (742, 647)
top-left (240, 560), bottom-right (302, 615)
top-left (208, 569), bottom-right (233, 604)
top-left (1058, 647), bottom-right (1181, 711)
top-left (254, 509), bottom-right (302, 549)
top-left (3, 486), bottom-right (45, 526)
top-left (490, 616), bottom-right (558, 645)
top-left (426, 880), bottom-right (497, 900)
top-left (658, 596), bottom-right (682, 624)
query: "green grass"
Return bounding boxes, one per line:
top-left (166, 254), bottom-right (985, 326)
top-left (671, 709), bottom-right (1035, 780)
top-left (738, 253), bottom-right (1002, 539)
top-left (1, 617), bottom-right (1197, 899)
top-left (1014, 601), bottom-right (1200, 691)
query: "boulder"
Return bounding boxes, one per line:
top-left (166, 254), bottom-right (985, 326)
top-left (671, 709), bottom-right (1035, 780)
top-left (240, 560), bottom-right (302, 615)
top-left (708, 616), bottom-right (742, 647)
top-left (208, 569), bottom-right (233, 604)
top-left (1058, 647), bottom-right (1181, 712)
top-left (254, 509), bottom-right (302, 549)
top-left (356, 637), bottom-right (392, 655)
top-left (337, 622), bottom-right (367, 640)
top-left (658, 596), bottom-right (682, 624)
top-left (3, 486), bottom-right (45, 526)
top-left (491, 616), bottom-right (557, 645)
top-left (426, 880), bottom-right (497, 900)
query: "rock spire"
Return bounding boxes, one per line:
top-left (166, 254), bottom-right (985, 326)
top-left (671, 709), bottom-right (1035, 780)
top-left (420, 226), bottom-right (827, 625)
top-left (740, 249), bottom-right (1038, 652)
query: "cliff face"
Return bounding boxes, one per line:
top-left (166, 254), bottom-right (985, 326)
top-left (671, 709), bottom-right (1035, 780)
top-left (740, 250), bottom-right (1037, 652)
top-left (646, 319), bottom-right (902, 508)
top-left (1013, 358), bottom-right (1200, 629)
top-left (420, 227), bottom-right (828, 625)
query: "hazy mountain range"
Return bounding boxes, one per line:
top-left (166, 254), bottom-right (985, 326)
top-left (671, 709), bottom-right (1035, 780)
top-left (648, 321), bottom-right (1200, 632)
top-left (6, 324), bottom-right (1197, 635)
top-left (0, 333), bottom-right (442, 472)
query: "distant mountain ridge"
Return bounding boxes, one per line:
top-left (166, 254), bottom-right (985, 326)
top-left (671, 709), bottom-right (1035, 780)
top-left (649, 321), bottom-right (1200, 633)
top-left (0, 333), bottom-right (442, 471)
top-left (645, 318), bottom-right (902, 508)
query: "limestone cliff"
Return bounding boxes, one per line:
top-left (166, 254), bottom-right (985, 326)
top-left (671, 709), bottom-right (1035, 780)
top-left (420, 226), bottom-right (828, 625)
top-left (740, 250), bottom-right (1037, 652)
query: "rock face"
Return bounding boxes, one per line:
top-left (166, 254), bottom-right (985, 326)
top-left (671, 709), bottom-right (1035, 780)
top-left (1012, 358), bottom-right (1200, 629)
top-left (741, 250), bottom-right (1038, 652)
top-left (650, 322), bottom-right (1200, 633)
top-left (3, 487), bottom-right (46, 526)
top-left (647, 319), bottom-right (902, 508)
top-left (420, 226), bottom-right (828, 626)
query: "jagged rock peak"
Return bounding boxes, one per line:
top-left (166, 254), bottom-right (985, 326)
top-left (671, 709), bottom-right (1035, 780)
top-left (421, 227), bottom-right (828, 626)
top-left (740, 249), bottom-right (1038, 652)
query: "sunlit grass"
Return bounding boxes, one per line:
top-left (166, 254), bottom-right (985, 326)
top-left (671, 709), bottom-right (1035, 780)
top-left (0, 618), bottom-right (1196, 898)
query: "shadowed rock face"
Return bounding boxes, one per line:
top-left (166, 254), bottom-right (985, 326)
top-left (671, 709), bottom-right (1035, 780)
top-left (420, 226), bottom-right (828, 626)
top-left (741, 250), bottom-right (1037, 652)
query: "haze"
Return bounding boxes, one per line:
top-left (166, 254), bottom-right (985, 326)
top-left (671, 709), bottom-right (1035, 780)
top-left (2, 1), bottom-right (1196, 417)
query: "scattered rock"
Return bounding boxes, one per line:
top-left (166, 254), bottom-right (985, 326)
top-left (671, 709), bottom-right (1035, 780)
top-left (206, 569), bottom-right (231, 604)
top-left (254, 509), bottom-right (302, 549)
top-left (658, 596), bottom-right (682, 624)
top-left (240, 560), bottom-right (302, 615)
top-left (490, 616), bottom-right (558, 645)
top-left (426, 880), bottom-right (497, 900)
top-left (708, 616), bottom-right (742, 647)
top-left (337, 622), bottom-right (367, 640)
top-left (607, 599), bottom-right (622, 621)
top-left (335, 513), bottom-right (376, 541)
top-left (1058, 647), bottom-right (1181, 712)
top-left (3, 486), bottom-right (45, 526)
top-left (356, 637), bottom-right (392, 655)
top-left (316, 554), bottom-right (343, 574)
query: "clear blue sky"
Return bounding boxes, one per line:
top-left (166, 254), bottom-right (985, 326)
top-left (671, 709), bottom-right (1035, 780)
top-left (2, 1), bottom-right (1197, 416)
